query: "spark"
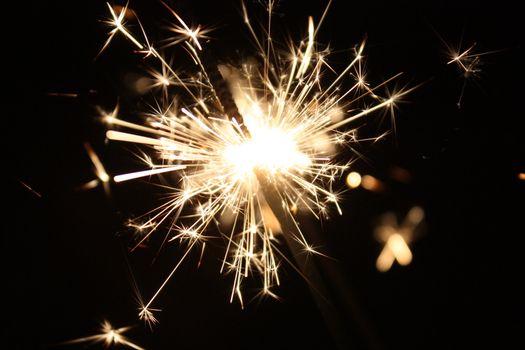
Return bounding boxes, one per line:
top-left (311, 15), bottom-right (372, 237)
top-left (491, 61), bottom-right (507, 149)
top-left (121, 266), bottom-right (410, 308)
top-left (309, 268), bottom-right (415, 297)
top-left (138, 306), bottom-right (160, 329)
top-left (98, 1), bottom-right (409, 316)
top-left (16, 178), bottom-right (42, 198)
top-left (160, 0), bottom-right (213, 51)
top-left (375, 206), bottom-right (425, 272)
top-left (99, 2), bottom-right (144, 57)
top-left (447, 42), bottom-right (482, 108)
top-left (126, 218), bottom-right (156, 248)
top-left (518, 173), bottom-right (525, 181)
top-left (448, 43), bottom-right (482, 77)
top-left (438, 30), bottom-right (501, 108)
top-left (60, 320), bottom-right (144, 350)
top-left (145, 61), bottom-right (176, 100)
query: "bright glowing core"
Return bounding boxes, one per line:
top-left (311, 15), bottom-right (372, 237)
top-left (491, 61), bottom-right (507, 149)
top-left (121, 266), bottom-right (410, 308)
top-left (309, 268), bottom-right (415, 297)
top-left (223, 127), bottom-right (310, 176)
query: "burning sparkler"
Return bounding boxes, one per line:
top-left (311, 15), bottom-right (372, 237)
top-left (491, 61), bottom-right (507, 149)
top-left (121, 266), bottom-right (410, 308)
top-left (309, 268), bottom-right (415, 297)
top-left (97, 0), bottom-right (411, 320)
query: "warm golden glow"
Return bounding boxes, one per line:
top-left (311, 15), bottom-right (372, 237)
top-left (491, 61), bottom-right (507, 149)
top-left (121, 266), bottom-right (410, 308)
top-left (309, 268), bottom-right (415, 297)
top-left (376, 233), bottom-right (413, 272)
top-left (519, 173), bottom-right (525, 180)
top-left (346, 171), bottom-right (362, 188)
top-left (361, 174), bottom-right (384, 192)
top-left (223, 126), bottom-right (310, 178)
top-left (375, 206), bottom-right (424, 272)
top-left (388, 166), bottom-right (411, 183)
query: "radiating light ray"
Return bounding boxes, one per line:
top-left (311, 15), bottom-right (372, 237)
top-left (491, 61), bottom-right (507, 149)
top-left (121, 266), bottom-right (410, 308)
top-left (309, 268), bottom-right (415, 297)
top-left (375, 206), bottom-right (424, 272)
top-left (60, 320), bottom-right (144, 350)
top-left (97, 0), bottom-right (409, 319)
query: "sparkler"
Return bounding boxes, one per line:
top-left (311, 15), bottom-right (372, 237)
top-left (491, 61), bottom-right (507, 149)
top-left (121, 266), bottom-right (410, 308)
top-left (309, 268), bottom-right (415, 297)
top-left (98, 0), bottom-right (410, 319)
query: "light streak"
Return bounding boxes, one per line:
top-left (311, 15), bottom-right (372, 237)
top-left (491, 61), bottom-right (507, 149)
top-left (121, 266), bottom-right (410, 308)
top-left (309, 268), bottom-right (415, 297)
top-left (16, 178), bottom-right (42, 198)
top-left (78, 142), bottom-right (111, 195)
top-left (47, 92), bottom-right (79, 98)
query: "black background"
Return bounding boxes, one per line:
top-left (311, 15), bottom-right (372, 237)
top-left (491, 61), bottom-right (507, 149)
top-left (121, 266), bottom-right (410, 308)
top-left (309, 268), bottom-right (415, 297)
top-left (7, 0), bottom-right (524, 349)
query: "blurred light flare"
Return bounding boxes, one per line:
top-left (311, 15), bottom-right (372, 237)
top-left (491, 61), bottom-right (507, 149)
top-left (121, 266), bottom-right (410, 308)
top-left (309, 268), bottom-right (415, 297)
top-left (375, 206), bottom-right (425, 272)
top-left (61, 320), bottom-right (144, 350)
top-left (346, 171), bottom-right (362, 188)
top-left (376, 233), bottom-right (412, 272)
top-left (99, 1), bottom-right (410, 316)
top-left (361, 174), bottom-right (385, 192)
top-left (79, 142), bottom-right (111, 194)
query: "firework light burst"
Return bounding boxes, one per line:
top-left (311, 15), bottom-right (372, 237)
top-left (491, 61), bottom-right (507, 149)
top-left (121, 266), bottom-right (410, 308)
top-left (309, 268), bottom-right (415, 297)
top-left (98, 0), bottom-right (412, 321)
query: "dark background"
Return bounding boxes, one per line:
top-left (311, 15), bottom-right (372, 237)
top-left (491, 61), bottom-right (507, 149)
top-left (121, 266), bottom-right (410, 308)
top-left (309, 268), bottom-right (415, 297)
top-left (7, 0), bottom-right (524, 349)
